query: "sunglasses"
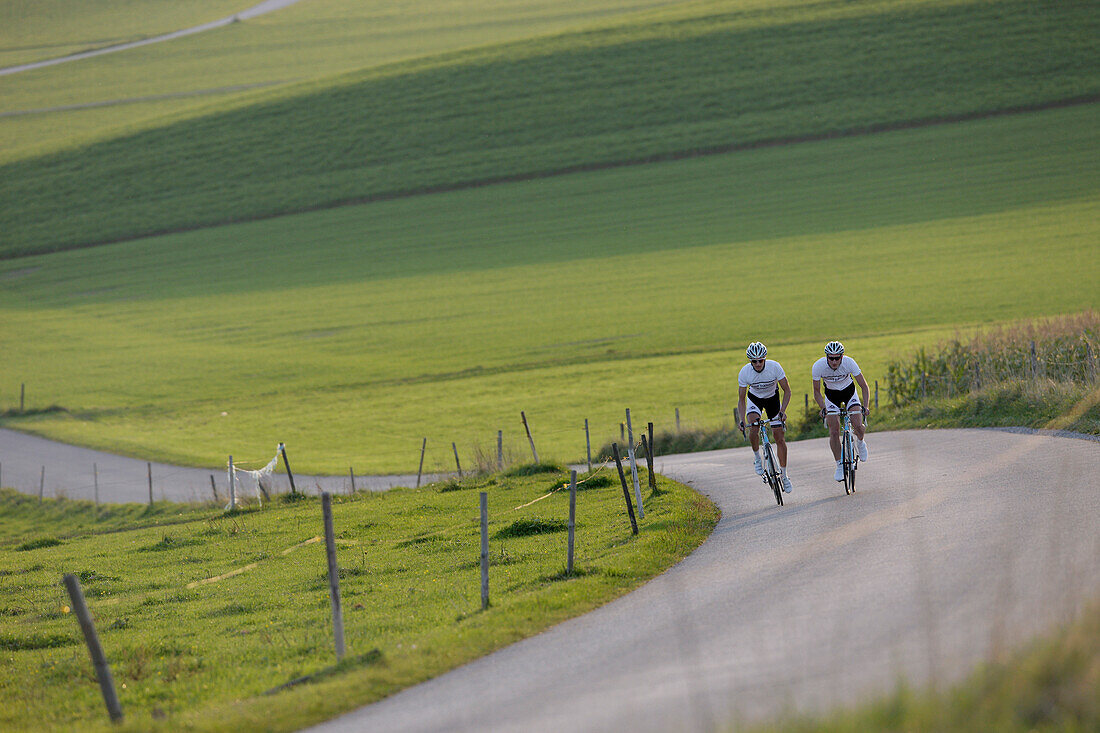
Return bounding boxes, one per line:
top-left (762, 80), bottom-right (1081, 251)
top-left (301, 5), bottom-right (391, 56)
top-left (750, 358), bottom-right (765, 364)
top-left (827, 355), bottom-right (843, 361)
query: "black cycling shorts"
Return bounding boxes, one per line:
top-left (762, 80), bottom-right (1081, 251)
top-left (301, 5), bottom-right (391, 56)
top-left (747, 391), bottom-right (781, 421)
top-left (823, 383), bottom-right (858, 413)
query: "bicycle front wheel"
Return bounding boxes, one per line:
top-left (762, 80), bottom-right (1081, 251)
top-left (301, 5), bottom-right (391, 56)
top-left (843, 433), bottom-right (854, 495)
top-left (764, 445), bottom-right (783, 506)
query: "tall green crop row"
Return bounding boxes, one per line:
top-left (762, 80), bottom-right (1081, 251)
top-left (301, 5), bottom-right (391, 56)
top-left (884, 312), bottom-right (1100, 405)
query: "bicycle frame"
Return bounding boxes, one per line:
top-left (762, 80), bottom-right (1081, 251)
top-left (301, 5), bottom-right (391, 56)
top-left (838, 402), bottom-right (859, 495)
top-left (748, 416), bottom-right (784, 506)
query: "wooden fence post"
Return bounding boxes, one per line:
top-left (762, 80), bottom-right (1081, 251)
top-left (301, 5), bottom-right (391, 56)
top-left (228, 455), bottom-right (236, 510)
top-left (321, 493), bottom-right (346, 661)
top-left (63, 574), bottom-right (123, 722)
top-left (279, 443), bottom-right (298, 495)
top-left (452, 442), bottom-right (463, 478)
top-left (20, 382), bottom-right (24, 412)
top-left (874, 381), bottom-right (879, 409)
top-left (611, 444), bottom-right (638, 535)
top-left (584, 419), bottom-right (592, 473)
top-left (349, 467), bottom-right (356, 495)
top-left (147, 463), bottom-right (153, 506)
top-left (209, 475), bottom-right (219, 503)
top-left (521, 411), bottom-right (539, 464)
top-left (625, 409), bottom-right (643, 518)
top-left (641, 435), bottom-right (656, 492)
top-left (675, 407), bottom-right (680, 432)
top-left (497, 430), bottom-right (503, 472)
top-left (804, 393), bottom-right (809, 416)
top-left (480, 492), bottom-right (490, 610)
top-left (567, 470), bottom-right (577, 575)
top-left (416, 438), bottom-right (427, 488)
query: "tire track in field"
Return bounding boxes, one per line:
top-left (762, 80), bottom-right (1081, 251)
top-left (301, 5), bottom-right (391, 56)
top-left (0, 0), bottom-right (306, 77)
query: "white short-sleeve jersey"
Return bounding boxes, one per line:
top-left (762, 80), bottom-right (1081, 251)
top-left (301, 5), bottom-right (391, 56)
top-left (738, 360), bottom-right (786, 399)
top-left (811, 355), bottom-right (861, 390)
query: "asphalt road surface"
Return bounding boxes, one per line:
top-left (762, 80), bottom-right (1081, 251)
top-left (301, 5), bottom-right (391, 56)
top-left (0, 428), bottom-right (442, 502)
top-left (304, 428), bottom-right (1099, 732)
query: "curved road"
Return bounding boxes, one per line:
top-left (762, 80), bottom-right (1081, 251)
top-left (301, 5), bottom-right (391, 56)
top-left (2, 428), bottom-right (1098, 729)
top-left (307, 429), bottom-right (1099, 731)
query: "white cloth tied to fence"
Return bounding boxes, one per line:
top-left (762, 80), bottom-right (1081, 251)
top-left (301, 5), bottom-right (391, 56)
top-left (228, 446), bottom-right (280, 507)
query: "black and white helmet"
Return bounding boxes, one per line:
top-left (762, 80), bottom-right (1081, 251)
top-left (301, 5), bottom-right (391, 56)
top-left (824, 341), bottom-right (845, 356)
top-left (746, 342), bottom-right (768, 360)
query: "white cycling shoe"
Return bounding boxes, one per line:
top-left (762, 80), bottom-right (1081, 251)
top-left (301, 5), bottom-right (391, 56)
top-left (781, 475), bottom-right (792, 493)
top-left (753, 455), bottom-right (764, 476)
top-left (834, 462), bottom-right (844, 482)
top-left (858, 440), bottom-right (869, 462)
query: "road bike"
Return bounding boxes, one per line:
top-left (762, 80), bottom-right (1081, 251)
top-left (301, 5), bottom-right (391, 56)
top-left (836, 402), bottom-right (860, 495)
top-left (742, 416), bottom-right (784, 506)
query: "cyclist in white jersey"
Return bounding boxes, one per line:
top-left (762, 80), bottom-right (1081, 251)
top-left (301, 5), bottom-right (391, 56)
top-left (811, 341), bottom-right (870, 482)
top-left (737, 342), bottom-right (793, 493)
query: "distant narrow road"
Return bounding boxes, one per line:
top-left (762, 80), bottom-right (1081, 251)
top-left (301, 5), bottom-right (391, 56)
top-left (305, 429), bottom-right (1099, 732)
top-left (0, 0), bottom-right (306, 77)
top-left (0, 428), bottom-right (441, 501)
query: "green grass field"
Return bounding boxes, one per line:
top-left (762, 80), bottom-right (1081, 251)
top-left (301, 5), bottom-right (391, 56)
top-left (2, 0), bottom-right (1098, 254)
top-left (2, 1), bottom-right (1099, 730)
top-left (0, 469), bottom-right (717, 731)
top-left (0, 0), bottom-right (676, 162)
top-left (2, 102), bottom-right (1098, 472)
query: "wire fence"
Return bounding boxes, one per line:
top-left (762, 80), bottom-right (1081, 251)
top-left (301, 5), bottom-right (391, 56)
top-left (885, 322), bottom-right (1099, 406)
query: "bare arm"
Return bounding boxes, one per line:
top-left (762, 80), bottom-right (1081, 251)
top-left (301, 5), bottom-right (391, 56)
top-left (855, 373), bottom-right (871, 414)
top-left (813, 379), bottom-right (825, 411)
top-left (778, 377), bottom-right (791, 419)
top-left (737, 386), bottom-right (748, 428)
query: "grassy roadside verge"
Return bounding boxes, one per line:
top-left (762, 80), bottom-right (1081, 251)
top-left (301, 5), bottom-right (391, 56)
top-left (0, 465), bottom-right (718, 732)
top-left (0, 488), bottom-right (218, 547)
top-left (754, 600), bottom-right (1100, 732)
top-left (627, 377), bottom-right (1100, 461)
top-left (632, 314), bottom-right (1100, 458)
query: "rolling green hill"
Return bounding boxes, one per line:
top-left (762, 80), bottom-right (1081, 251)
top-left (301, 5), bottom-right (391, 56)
top-left (1, 102), bottom-right (1096, 473)
top-left (2, 0), bottom-right (1097, 256)
top-left (0, 0), bottom-right (1097, 473)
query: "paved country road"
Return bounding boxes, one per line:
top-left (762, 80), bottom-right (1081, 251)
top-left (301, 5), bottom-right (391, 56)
top-left (304, 429), bottom-right (1099, 732)
top-left (0, 428), bottom-right (441, 501)
top-left (2, 428), bottom-right (1097, 729)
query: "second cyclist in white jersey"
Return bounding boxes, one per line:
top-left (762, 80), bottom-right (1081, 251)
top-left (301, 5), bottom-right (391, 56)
top-left (737, 342), bottom-right (793, 493)
top-left (812, 341), bottom-right (870, 482)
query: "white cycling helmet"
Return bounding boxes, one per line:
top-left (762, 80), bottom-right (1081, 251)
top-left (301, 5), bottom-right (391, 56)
top-left (824, 341), bottom-right (845, 356)
top-left (746, 342), bottom-right (767, 359)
